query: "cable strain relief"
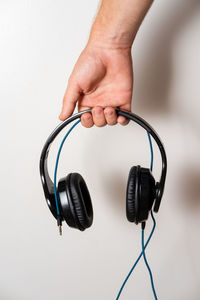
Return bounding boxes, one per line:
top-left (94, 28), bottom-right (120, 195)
top-left (57, 215), bottom-right (62, 226)
top-left (141, 221), bottom-right (146, 230)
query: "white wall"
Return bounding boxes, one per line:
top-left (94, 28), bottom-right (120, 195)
top-left (0, 0), bottom-right (200, 299)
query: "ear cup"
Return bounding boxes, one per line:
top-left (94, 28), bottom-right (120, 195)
top-left (126, 166), bottom-right (156, 224)
top-left (58, 173), bottom-right (93, 231)
top-left (138, 167), bottom-right (156, 222)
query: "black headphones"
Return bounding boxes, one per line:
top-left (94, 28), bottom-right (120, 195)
top-left (40, 109), bottom-right (167, 232)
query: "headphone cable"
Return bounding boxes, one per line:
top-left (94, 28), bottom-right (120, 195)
top-left (54, 119), bottom-right (81, 235)
top-left (54, 122), bottom-right (158, 298)
top-left (144, 134), bottom-right (158, 298)
top-left (142, 211), bottom-right (158, 299)
top-left (116, 211), bottom-right (156, 299)
top-left (116, 131), bottom-right (158, 299)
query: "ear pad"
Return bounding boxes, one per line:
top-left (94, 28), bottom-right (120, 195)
top-left (126, 166), bottom-right (156, 224)
top-left (58, 173), bottom-right (93, 231)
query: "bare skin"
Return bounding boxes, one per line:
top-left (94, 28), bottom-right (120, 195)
top-left (59, 0), bottom-right (153, 127)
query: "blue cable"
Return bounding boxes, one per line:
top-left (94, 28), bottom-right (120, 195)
top-left (54, 122), bottom-right (158, 298)
top-left (142, 211), bottom-right (158, 300)
top-left (143, 132), bottom-right (158, 299)
top-left (54, 119), bottom-right (81, 216)
top-left (116, 212), bottom-right (156, 299)
top-left (116, 131), bottom-right (157, 299)
top-left (147, 131), bottom-right (153, 172)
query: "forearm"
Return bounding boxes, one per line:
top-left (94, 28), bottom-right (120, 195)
top-left (61, 0), bottom-right (152, 124)
top-left (88, 0), bottom-right (153, 49)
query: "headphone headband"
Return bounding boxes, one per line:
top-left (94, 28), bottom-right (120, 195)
top-left (40, 109), bottom-right (167, 217)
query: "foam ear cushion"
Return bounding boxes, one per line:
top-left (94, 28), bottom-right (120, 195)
top-left (126, 166), bottom-right (139, 223)
top-left (126, 166), bottom-right (156, 224)
top-left (66, 173), bottom-right (93, 231)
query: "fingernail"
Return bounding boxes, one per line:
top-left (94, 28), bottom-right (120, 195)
top-left (94, 108), bottom-right (102, 116)
top-left (106, 110), bottom-right (113, 116)
top-left (83, 114), bottom-right (91, 121)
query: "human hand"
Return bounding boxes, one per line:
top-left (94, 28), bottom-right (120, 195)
top-left (59, 44), bottom-right (133, 127)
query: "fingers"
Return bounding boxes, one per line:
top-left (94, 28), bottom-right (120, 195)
top-left (59, 81), bottom-right (81, 121)
top-left (73, 101), bottom-right (131, 128)
top-left (104, 107), bottom-right (117, 125)
top-left (117, 103), bottom-right (131, 126)
top-left (92, 107), bottom-right (106, 127)
top-left (79, 106), bottom-right (106, 128)
top-left (79, 106), bottom-right (116, 128)
top-left (117, 116), bottom-right (129, 126)
top-left (79, 105), bottom-right (94, 128)
top-left (78, 105), bottom-right (131, 127)
top-left (81, 113), bottom-right (94, 128)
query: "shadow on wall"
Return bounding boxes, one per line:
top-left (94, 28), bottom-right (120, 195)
top-left (132, 0), bottom-right (200, 116)
top-left (178, 166), bottom-right (200, 211)
top-left (84, 0), bottom-right (200, 216)
top-left (106, 0), bottom-right (200, 214)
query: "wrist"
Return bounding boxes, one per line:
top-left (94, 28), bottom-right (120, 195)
top-left (87, 30), bottom-right (133, 50)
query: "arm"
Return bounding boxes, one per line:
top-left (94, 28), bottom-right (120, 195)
top-left (60, 0), bottom-right (153, 127)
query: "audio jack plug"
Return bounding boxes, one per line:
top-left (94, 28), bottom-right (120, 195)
top-left (57, 216), bottom-right (62, 236)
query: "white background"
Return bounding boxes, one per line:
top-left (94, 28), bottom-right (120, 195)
top-left (0, 0), bottom-right (200, 299)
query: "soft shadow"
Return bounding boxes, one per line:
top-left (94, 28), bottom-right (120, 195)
top-left (106, 0), bottom-right (200, 213)
top-left (132, 0), bottom-right (200, 115)
top-left (178, 166), bottom-right (200, 210)
top-left (83, 0), bottom-right (200, 215)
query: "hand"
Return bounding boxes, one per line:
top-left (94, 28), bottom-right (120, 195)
top-left (59, 44), bottom-right (133, 127)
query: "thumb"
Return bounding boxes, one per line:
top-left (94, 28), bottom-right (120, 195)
top-left (59, 81), bottom-right (81, 120)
